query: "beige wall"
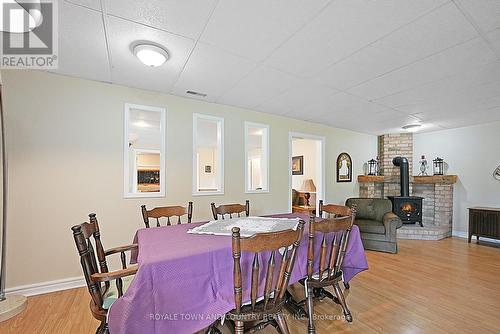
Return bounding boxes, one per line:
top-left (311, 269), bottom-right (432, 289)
top-left (1, 70), bottom-right (376, 288)
top-left (413, 122), bottom-right (500, 235)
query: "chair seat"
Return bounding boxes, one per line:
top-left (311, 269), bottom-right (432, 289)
top-left (311, 270), bottom-right (342, 281)
top-left (102, 276), bottom-right (135, 310)
top-left (228, 299), bottom-right (285, 321)
top-left (355, 219), bottom-right (386, 234)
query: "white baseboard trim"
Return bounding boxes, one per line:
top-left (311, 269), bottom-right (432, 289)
top-left (453, 230), bottom-right (500, 244)
top-left (5, 276), bottom-right (86, 297)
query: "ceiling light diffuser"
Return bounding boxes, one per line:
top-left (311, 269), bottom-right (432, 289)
top-left (133, 121), bottom-right (151, 128)
top-left (133, 44), bottom-right (169, 67)
top-left (402, 124), bottom-right (422, 132)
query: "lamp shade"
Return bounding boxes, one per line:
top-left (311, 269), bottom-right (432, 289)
top-left (301, 179), bottom-right (316, 193)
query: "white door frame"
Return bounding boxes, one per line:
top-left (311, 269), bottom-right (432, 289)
top-left (288, 132), bottom-right (326, 215)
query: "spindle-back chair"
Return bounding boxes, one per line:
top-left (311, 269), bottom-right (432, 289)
top-left (211, 200), bottom-right (249, 220)
top-left (71, 214), bottom-right (138, 334)
top-left (318, 200), bottom-right (355, 289)
top-left (303, 208), bottom-right (356, 333)
top-left (141, 202), bottom-right (193, 228)
top-left (228, 220), bottom-right (305, 333)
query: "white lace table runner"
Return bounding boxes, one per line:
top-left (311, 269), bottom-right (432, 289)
top-left (187, 216), bottom-right (301, 237)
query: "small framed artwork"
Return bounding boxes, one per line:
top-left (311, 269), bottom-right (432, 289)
top-left (337, 152), bottom-right (352, 182)
top-left (205, 165), bottom-right (212, 173)
top-left (292, 156), bottom-right (304, 175)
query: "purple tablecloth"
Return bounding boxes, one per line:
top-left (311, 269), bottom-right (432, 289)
top-left (108, 213), bottom-right (368, 334)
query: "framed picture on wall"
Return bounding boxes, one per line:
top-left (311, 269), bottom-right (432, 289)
top-left (292, 155), bottom-right (304, 175)
top-left (337, 152), bottom-right (352, 182)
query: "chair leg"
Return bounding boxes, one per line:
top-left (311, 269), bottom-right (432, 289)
top-left (305, 283), bottom-right (316, 334)
top-left (234, 320), bottom-right (244, 334)
top-left (206, 323), bottom-right (222, 334)
top-left (96, 322), bottom-right (108, 334)
top-left (275, 311), bottom-right (290, 334)
top-left (333, 283), bottom-right (352, 323)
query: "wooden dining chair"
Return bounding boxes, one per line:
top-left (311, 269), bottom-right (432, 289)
top-left (141, 202), bottom-right (193, 228)
top-left (71, 214), bottom-right (138, 334)
top-left (228, 220), bottom-right (306, 334)
top-left (318, 200), bottom-right (354, 290)
top-left (211, 200), bottom-right (249, 220)
top-left (301, 208), bottom-right (356, 333)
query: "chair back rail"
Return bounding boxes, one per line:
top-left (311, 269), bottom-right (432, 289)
top-left (141, 202), bottom-right (193, 228)
top-left (318, 200), bottom-right (351, 218)
top-left (211, 200), bottom-right (250, 220)
top-left (231, 220), bottom-right (305, 315)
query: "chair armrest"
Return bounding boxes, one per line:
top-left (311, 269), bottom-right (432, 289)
top-left (383, 212), bottom-right (403, 230)
top-left (90, 264), bottom-right (138, 283)
top-left (104, 244), bottom-right (138, 256)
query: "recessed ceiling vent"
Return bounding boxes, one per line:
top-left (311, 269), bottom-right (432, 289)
top-left (186, 90), bottom-right (207, 97)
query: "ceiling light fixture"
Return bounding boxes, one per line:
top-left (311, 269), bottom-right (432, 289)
top-left (402, 124), bottom-right (422, 132)
top-left (133, 121), bottom-right (151, 128)
top-left (133, 44), bottom-right (169, 67)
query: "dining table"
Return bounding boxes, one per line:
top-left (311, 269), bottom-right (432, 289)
top-left (108, 213), bottom-right (369, 334)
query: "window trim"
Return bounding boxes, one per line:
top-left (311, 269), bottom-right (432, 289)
top-left (123, 103), bottom-right (166, 199)
top-left (192, 113), bottom-right (225, 196)
top-left (244, 121), bottom-right (270, 194)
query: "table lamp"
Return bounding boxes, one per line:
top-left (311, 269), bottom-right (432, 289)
top-left (301, 179), bottom-right (316, 207)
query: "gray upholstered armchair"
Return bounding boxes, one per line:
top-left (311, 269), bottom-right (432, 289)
top-left (345, 198), bottom-right (402, 254)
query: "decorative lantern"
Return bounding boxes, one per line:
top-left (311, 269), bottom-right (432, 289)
top-left (419, 155), bottom-right (428, 176)
top-left (433, 157), bottom-right (444, 175)
top-left (368, 159), bottom-right (377, 176)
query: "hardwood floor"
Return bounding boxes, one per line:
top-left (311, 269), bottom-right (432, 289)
top-left (1, 237), bottom-right (499, 333)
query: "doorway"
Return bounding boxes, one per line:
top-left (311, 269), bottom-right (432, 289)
top-left (288, 132), bottom-right (325, 215)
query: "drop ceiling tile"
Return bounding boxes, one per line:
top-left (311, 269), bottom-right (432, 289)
top-left (308, 92), bottom-right (388, 119)
top-left (200, 0), bottom-right (331, 62)
top-left (348, 37), bottom-right (497, 100)
top-left (107, 16), bottom-right (195, 93)
top-left (171, 42), bottom-right (257, 102)
top-left (315, 3), bottom-right (477, 90)
top-left (53, 2), bottom-right (110, 83)
top-left (315, 109), bottom-right (420, 135)
top-left (265, 0), bottom-right (447, 77)
top-left (435, 107), bottom-right (500, 128)
top-left (255, 81), bottom-right (340, 117)
top-left (455, 0), bottom-right (500, 33)
top-left (487, 29), bottom-right (500, 55)
top-left (394, 80), bottom-right (500, 122)
top-left (64, 0), bottom-right (101, 11)
top-left (376, 61), bottom-right (500, 109)
top-left (217, 66), bottom-right (302, 110)
top-left (106, 0), bottom-right (217, 39)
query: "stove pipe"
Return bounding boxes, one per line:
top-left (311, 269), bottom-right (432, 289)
top-left (393, 156), bottom-right (410, 197)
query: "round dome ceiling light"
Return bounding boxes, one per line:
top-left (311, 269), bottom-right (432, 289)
top-left (133, 44), bottom-right (169, 67)
top-left (402, 124), bottom-right (422, 132)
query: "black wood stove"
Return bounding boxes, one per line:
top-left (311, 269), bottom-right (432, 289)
top-left (387, 157), bottom-right (423, 227)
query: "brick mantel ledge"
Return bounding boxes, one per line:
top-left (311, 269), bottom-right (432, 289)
top-left (358, 175), bottom-right (457, 184)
